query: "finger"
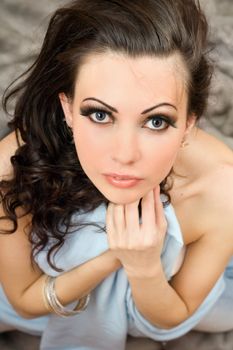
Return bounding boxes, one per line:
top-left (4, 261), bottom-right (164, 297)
top-left (141, 189), bottom-right (156, 234)
top-left (124, 199), bottom-right (140, 246)
top-left (106, 202), bottom-right (116, 248)
top-left (154, 186), bottom-right (167, 234)
top-left (112, 204), bottom-right (125, 243)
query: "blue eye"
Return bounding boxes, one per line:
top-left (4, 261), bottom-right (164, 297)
top-left (80, 106), bottom-right (112, 124)
top-left (145, 117), bottom-right (169, 130)
top-left (90, 111), bottom-right (110, 123)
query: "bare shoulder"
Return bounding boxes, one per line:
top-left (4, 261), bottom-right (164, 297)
top-left (172, 128), bottom-right (233, 250)
top-left (0, 131), bottom-right (19, 180)
top-left (200, 162), bottom-right (233, 232)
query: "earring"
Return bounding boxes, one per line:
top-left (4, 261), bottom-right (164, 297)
top-left (181, 139), bottom-right (189, 148)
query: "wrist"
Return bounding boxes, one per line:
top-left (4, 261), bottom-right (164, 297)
top-left (105, 250), bottom-right (122, 270)
top-left (90, 250), bottom-right (121, 274)
top-left (125, 261), bottom-right (163, 280)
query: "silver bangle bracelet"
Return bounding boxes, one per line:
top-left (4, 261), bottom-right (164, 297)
top-left (43, 275), bottom-right (90, 317)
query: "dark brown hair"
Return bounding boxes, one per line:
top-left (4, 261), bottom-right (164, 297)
top-left (1, 0), bottom-right (212, 270)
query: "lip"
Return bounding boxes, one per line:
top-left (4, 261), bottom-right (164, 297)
top-left (103, 173), bottom-right (142, 188)
top-left (104, 173), bottom-right (142, 180)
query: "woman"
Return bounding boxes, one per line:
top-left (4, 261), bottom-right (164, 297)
top-left (0, 0), bottom-right (233, 349)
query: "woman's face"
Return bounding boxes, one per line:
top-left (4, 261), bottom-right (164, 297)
top-left (60, 52), bottom-right (194, 204)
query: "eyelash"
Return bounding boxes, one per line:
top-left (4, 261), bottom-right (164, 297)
top-left (80, 106), bottom-right (113, 124)
top-left (80, 105), bottom-right (177, 131)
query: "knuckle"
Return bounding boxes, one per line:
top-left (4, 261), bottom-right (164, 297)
top-left (109, 242), bottom-right (117, 250)
top-left (117, 243), bottom-right (126, 250)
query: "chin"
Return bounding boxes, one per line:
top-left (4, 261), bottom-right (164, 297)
top-left (101, 189), bottom-right (143, 205)
top-left (92, 177), bottom-right (152, 205)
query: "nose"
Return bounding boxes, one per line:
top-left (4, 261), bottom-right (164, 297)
top-left (111, 128), bottom-right (141, 165)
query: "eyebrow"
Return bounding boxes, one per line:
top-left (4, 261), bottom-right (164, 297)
top-left (82, 97), bottom-right (177, 114)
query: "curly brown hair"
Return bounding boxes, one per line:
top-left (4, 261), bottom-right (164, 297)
top-left (0, 0), bottom-right (212, 270)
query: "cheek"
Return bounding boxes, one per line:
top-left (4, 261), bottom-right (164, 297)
top-left (72, 122), bottom-right (105, 173)
top-left (146, 137), bottom-right (181, 179)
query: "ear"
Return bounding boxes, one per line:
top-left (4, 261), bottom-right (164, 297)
top-left (184, 113), bottom-right (196, 137)
top-left (59, 92), bottom-right (74, 128)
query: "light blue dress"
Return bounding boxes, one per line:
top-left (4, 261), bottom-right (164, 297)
top-left (0, 203), bottom-right (230, 349)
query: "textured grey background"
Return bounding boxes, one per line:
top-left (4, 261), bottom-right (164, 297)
top-left (0, 1), bottom-right (233, 349)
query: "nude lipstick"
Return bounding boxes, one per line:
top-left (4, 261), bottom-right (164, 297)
top-left (103, 173), bottom-right (142, 188)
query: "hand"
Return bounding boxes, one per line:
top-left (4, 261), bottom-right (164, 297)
top-left (106, 187), bottom-right (167, 278)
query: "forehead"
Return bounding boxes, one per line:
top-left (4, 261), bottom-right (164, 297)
top-left (74, 51), bottom-right (189, 110)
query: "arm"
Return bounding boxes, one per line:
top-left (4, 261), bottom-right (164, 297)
top-left (0, 133), bottom-right (121, 318)
top-left (128, 231), bottom-right (231, 329)
top-left (106, 185), bottom-right (233, 329)
top-left (0, 210), bottom-right (121, 318)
